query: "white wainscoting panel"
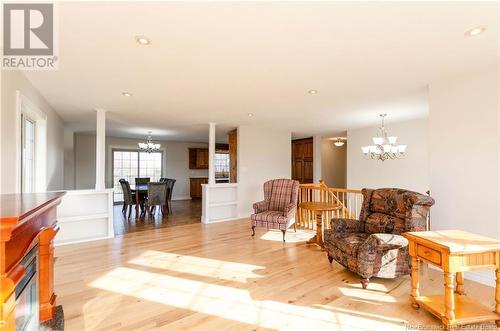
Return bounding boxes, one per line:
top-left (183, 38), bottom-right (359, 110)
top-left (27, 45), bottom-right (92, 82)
top-left (201, 183), bottom-right (239, 224)
top-left (55, 189), bottom-right (114, 245)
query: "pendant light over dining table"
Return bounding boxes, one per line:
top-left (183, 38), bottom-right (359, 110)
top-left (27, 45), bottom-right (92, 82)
top-left (138, 131), bottom-right (161, 153)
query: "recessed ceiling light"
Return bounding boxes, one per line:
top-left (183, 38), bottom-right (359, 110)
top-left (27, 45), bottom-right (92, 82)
top-left (122, 92), bottom-right (133, 97)
top-left (308, 90), bottom-right (318, 94)
top-left (465, 26), bottom-right (486, 37)
top-left (135, 36), bottom-right (151, 45)
top-left (247, 113), bottom-right (254, 117)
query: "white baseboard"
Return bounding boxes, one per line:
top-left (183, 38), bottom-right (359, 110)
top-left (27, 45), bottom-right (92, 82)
top-left (428, 264), bottom-right (495, 287)
top-left (55, 234), bottom-right (114, 247)
top-left (201, 216), bottom-right (246, 224)
top-left (463, 270), bottom-right (495, 287)
top-left (172, 195), bottom-right (192, 201)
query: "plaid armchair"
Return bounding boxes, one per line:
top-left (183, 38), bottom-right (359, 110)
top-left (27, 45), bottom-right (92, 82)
top-left (324, 188), bottom-right (434, 289)
top-left (251, 179), bottom-right (300, 242)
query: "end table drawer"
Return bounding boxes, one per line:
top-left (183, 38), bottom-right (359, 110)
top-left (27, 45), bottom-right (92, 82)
top-left (417, 245), bottom-right (441, 265)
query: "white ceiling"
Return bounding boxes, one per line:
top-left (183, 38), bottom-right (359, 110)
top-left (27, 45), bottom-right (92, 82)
top-left (24, 1), bottom-right (498, 141)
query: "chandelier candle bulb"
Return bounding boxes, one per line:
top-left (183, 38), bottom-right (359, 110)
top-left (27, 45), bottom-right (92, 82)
top-left (362, 114), bottom-right (407, 161)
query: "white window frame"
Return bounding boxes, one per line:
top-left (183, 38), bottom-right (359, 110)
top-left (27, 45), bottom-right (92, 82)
top-left (21, 114), bottom-right (36, 193)
top-left (15, 91), bottom-right (47, 193)
top-left (111, 149), bottom-right (164, 202)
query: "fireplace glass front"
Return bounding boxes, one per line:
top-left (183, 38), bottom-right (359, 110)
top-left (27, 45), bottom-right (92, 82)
top-left (15, 245), bottom-right (39, 331)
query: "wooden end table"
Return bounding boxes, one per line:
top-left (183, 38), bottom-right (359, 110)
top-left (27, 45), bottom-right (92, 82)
top-left (403, 230), bottom-right (500, 328)
top-left (298, 201), bottom-right (341, 249)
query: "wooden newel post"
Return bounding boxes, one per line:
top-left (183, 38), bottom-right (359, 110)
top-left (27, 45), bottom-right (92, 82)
top-left (38, 226), bottom-right (59, 322)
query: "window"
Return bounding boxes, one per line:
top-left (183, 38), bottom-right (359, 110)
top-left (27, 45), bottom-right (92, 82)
top-left (21, 115), bottom-right (36, 193)
top-left (17, 92), bottom-right (47, 193)
top-left (214, 153), bottom-right (230, 178)
top-left (112, 150), bottom-right (163, 202)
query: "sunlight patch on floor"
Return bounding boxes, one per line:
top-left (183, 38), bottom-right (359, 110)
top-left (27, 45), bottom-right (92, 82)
top-left (89, 266), bottom-right (410, 330)
top-left (128, 250), bottom-right (265, 283)
top-left (338, 282), bottom-right (397, 300)
top-left (259, 229), bottom-right (315, 243)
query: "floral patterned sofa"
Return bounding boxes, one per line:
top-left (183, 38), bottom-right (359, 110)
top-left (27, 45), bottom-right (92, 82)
top-left (324, 188), bottom-right (434, 289)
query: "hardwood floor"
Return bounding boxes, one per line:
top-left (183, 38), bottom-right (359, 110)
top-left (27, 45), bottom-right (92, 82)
top-left (55, 220), bottom-right (497, 330)
top-left (113, 199), bottom-right (202, 235)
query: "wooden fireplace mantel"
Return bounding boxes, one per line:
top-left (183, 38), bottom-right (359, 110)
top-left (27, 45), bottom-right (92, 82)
top-left (0, 192), bottom-right (65, 331)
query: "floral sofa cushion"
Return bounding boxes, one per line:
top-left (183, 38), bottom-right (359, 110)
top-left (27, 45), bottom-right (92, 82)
top-left (364, 213), bottom-right (406, 234)
top-left (329, 233), bottom-right (369, 257)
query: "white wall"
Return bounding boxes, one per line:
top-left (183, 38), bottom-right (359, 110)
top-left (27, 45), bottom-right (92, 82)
top-left (1, 71), bottom-right (64, 193)
top-left (74, 133), bottom-right (96, 189)
top-left (347, 118), bottom-right (429, 193)
top-left (429, 68), bottom-right (499, 236)
top-left (428, 67), bottom-right (499, 287)
top-left (237, 125), bottom-right (291, 217)
top-left (321, 139), bottom-right (347, 188)
top-left (312, 135), bottom-right (322, 183)
top-left (73, 133), bottom-right (208, 200)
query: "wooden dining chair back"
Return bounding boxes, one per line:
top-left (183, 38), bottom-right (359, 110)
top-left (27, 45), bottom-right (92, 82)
top-left (147, 182), bottom-right (168, 216)
top-left (135, 177), bottom-right (151, 185)
top-left (159, 178), bottom-right (168, 183)
top-left (119, 179), bottom-right (135, 218)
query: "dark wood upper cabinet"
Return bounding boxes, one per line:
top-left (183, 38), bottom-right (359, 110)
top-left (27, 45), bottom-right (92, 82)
top-left (292, 137), bottom-right (313, 184)
top-left (189, 148), bottom-right (209, 169)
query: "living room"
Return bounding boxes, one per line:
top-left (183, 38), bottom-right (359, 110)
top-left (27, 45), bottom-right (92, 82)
top-left (1, 1), bottom-right (499, 330)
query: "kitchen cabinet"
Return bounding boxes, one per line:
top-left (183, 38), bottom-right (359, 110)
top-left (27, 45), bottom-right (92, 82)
top-left (189, 148), bottom-right (209, 169)
top-left (190, 177), bottom-right (208, 198)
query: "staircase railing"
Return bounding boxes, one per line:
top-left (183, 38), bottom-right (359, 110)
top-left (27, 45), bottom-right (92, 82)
top-left (296, 181), bottom-right (363, 231)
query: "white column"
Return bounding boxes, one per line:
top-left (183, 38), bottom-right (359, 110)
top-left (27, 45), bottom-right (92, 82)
top-left (95, 108), bottom-right (107, 190)
top-left (208, 122), bottom-right (216, 185)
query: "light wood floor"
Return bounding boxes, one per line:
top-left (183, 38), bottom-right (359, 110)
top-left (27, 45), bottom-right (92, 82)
top-left (55, 220), bottom-right (498, 330)
top-left (113, 199), bottom-right (202, 235)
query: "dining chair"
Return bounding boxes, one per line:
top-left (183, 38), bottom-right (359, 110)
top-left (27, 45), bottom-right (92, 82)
top-left (135, 177), bottom-right (151, 185)
top-left (146, 182), bottom-right (168, 217)
top-left (119, 179), bottom-right (136, 218)
top-left (165, 178), bottom-right (176, 213)
top-left (159, 178), bottom-right (167, 183)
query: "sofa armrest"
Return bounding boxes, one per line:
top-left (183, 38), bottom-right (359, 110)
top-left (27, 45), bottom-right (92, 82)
top-left (253, 200), bottom-right (268, 214)
top-left (283, 202), bottom-right (297, 218)
top-left (361, 233), bottom-right (409, 251)
top-left (331, 218), bottom-right (360, 233)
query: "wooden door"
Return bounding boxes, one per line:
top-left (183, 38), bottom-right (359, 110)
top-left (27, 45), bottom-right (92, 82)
top-left (291, 138), bottom-right (313, 184)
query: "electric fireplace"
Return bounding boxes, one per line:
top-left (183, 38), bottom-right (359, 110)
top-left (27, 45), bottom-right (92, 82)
top-left (0, 192), bottom-right (65, 330)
